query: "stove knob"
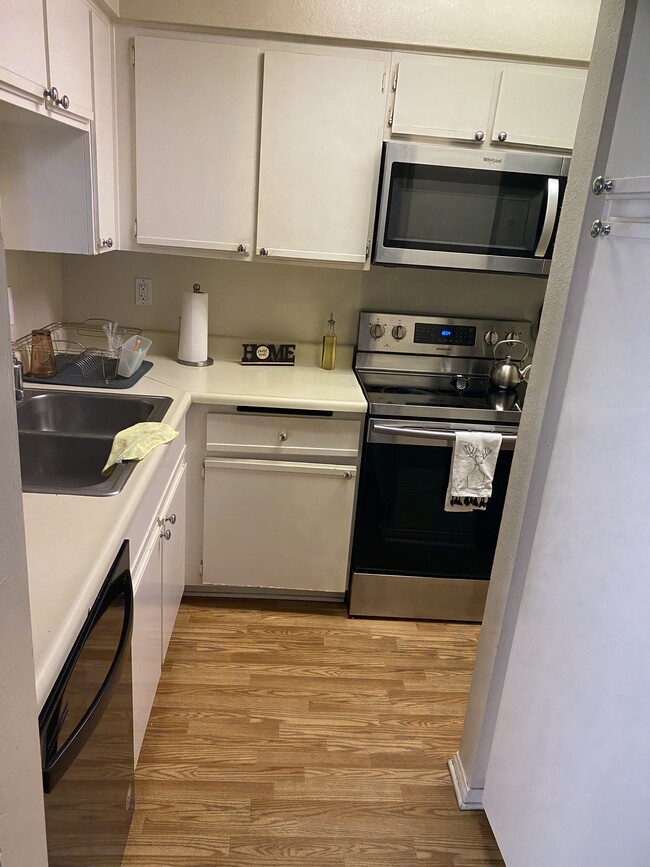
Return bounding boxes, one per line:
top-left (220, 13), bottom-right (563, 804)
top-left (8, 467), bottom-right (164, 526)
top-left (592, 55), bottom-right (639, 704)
top-left (391, 324), bottom-right (407, 341)
top-left (484, 330), bottom-right (500, 346)
top-left (369, 323), bottom-right (385, 339)
top-left (505, 331), bottom-right (520, 341)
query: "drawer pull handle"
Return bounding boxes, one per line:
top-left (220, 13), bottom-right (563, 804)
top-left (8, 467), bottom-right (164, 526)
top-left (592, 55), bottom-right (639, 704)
top-left (343, 471), bottom-right (353, 479)
top-left (278, 431), bottom-right (288, 441)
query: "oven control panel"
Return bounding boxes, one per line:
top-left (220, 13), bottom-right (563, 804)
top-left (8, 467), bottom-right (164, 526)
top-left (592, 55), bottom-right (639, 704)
top-left (358, 312), bottom-right (534, 359)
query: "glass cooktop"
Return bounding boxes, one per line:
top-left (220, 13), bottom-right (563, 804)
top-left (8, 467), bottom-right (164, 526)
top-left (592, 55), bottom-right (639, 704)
top-left (358, 372), bottom-right (525, 423)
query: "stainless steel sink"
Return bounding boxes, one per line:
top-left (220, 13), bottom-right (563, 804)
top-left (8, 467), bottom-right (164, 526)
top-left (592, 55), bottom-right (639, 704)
top-left (17, 389), bottom-right (173, 496)
top-left (17, 389), bottom-right (170, 436)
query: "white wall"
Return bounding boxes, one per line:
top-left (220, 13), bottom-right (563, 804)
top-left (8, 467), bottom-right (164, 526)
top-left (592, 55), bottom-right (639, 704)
top-left (60, 252), bottom-right (547, 349)
top-left (6, 251), bottom-right (63, 341)
top-left (0, 226), bottom-right (48, 863)
top-left (119, 0), bottom-right (600, 61)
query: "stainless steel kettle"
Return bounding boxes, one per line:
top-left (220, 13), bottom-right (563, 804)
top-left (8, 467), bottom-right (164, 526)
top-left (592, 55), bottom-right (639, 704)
top-left (489, 340), bottom-right (532, 391)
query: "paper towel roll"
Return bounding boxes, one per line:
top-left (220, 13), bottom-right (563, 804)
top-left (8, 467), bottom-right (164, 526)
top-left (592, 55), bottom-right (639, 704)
top-left (178, 289), bottom-right (209, 365)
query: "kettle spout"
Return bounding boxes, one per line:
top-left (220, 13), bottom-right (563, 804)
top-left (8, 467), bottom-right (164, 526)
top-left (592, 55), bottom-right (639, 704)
top-left (521, 364), bottom-right (532, 382)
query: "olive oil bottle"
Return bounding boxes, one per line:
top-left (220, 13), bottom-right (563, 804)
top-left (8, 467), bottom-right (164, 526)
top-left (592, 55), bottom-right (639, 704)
top-left (321, 312), bottom-right (337, 370)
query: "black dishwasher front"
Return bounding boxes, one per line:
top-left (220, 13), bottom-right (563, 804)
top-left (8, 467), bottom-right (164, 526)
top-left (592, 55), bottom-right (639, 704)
top-left (39, 540), bottom-right (135, 866)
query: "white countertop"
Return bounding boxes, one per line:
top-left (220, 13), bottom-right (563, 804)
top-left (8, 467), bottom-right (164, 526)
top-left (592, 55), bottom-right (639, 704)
top-left (145, 353), bottom-right (367, 414)
top-left (25, 351), bottom-right (366, 708)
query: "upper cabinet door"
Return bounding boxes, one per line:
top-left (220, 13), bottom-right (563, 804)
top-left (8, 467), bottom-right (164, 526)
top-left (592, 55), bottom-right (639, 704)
top-left (491, 66), bottom-right (587, 151)
top-left (45, 0), bottom-right (93, 119)
top-left (0, 0), bottom-right (47, 99)
top-left (134, 36), bottom-right (258, 254)
top-left (391, 55), bottom-right (496, 142)
top-left (256, 51), bottom-right (387, 265)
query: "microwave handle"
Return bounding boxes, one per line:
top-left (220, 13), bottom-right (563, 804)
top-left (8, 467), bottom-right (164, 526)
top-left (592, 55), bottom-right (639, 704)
top-left (534, 178), bottom-right (560, 258)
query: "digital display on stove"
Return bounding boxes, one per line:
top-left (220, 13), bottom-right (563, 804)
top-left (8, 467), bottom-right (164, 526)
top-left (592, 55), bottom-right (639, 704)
top-left (414, 323), bottom-right (477, 346)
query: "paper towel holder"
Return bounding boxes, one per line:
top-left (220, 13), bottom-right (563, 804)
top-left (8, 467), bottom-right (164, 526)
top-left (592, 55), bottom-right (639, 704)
top-left (177, 283), bottom-right (214, 367)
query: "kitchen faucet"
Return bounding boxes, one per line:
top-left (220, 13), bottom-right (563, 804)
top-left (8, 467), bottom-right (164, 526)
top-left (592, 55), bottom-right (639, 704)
top-left (12, 352), bottom-right (24, 401)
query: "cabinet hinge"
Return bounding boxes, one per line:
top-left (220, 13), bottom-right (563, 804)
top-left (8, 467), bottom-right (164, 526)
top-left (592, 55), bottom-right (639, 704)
top-left (131, 45), bottom-right (135, 68)
top-left (388, 108), bottom-right (394, 127)
top-left (381, 72), bottom-right (386, 93)
top-left (199, 560), bottom-right (203, 577)
top-left (133, 218), bottom-right (137, 237)
top-left (392, 70), bottom-right (398, 91)
top-left (366, 239), bottom-right (371, 259)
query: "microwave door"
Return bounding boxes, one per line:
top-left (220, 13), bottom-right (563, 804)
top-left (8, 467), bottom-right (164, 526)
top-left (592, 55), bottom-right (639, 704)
top-left (373, 145), bottom-right (567, 275)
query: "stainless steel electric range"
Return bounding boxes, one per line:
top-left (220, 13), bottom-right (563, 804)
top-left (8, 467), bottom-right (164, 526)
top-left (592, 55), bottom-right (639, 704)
top-left (348, 311), bottom-right (535, 622)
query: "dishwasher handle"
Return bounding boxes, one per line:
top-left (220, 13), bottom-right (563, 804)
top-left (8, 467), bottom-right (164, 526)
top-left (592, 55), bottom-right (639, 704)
top-left (41, 570), bottom-right (134, 793)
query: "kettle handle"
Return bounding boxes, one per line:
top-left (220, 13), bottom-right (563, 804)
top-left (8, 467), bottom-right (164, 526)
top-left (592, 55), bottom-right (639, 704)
top-left (493, 339), bottom-right (529, 362)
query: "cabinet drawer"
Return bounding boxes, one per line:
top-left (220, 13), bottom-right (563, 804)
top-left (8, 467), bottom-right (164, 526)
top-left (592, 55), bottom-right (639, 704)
top-left (206, 412), bottom-right (360, 458)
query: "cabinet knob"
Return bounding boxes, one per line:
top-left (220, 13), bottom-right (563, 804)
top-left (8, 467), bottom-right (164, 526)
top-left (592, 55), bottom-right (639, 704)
top-left (236, 243), bottom-right (247, 253)
top-left (101, 238), bottom-right (113, 248)
top-left (164, 514), bottom-right (177, 525)
top-left (60, 94), bottom-right (70, 110)
top-left (497, 131), bottom-right (508, 142)
top-left (278, 431), bottom-right (288, 442)
top-left (160, 528), bottom-right (172, 541)
top-left (590, 219), bottom-right (611, 238)
top-left (474, 130), bottom-right (485, 141)
top-left (259, 247), bottom-right (269, 256)
top-left (343, 471), bottom-right (353, 480)
top-left (592, 175), bottom-right (614, 195)
top-left (44, 86), bottom-right (59, 103)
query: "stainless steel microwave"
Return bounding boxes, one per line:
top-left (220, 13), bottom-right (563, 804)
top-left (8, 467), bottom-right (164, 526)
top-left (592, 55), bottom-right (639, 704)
top-left (373, 143), bottom-right (571, 275)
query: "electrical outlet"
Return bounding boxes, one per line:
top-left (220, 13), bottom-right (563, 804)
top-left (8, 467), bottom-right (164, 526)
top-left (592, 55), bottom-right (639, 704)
top-left (135, 277), bottom-right (152, 306)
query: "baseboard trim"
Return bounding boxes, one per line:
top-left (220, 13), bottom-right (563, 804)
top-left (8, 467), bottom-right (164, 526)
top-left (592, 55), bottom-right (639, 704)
top-left (447, 752), bottom-right (484, 811)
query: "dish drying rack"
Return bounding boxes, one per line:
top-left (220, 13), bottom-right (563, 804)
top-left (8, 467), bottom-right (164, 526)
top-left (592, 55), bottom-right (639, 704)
top-left (14, 320), bottom-right (143, 384)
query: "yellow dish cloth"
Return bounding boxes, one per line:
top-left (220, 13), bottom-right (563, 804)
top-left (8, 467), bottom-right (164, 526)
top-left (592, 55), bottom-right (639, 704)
top-left (102, 422), bottom-right (179, 476)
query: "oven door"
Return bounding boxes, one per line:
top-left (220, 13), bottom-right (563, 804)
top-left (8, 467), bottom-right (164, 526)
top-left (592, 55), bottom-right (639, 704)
top-left (374, 143), bottom-right (569, 275)
top-left (349, 419), bottom-right (516, 621)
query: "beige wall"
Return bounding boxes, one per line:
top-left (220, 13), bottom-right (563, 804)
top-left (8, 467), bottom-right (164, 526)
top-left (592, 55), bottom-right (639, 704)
top-left (120, 0), bottom-right (600, 61)
top-left (60, 252), bottom-right (547, 348)
top-left (6, 251), bottom-right (63, 342)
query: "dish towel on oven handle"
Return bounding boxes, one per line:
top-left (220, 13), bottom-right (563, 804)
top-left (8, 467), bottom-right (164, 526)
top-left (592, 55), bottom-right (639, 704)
top-left (444, 431), bottom-right (503, 512)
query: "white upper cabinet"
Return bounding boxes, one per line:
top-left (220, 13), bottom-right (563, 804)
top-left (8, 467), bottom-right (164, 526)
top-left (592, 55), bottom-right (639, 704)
top-left (491, 66), bottom-right (587, 150)
top-left (391, 56), bottom-right (496, 143)
top-left (256, 50), bottom-right (387, 266)
top-left (390, 53), bottom-right (587, 152)
top-left (0, 0), bottom-right (47, 99)
top-left (44, 0), bottom-right (93, 120)
top-left (90, 10), bottom-right (117, 252)
top-left (0, 0), bottom-right (93, 122)
top-left (134, 36), bottom-right (258, 255)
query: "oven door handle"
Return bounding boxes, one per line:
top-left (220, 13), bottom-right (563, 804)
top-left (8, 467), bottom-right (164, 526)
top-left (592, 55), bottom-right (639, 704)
top-left (370, 423), bottom-right (518, 447)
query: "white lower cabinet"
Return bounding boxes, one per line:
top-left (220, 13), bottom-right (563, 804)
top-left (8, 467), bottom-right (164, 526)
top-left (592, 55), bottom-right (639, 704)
top-left (202, 457), bottom-right (357, 593)
top-left (131, 456), bottom-right (187, 764)
top-left (131, 521), bottom-right (162, 763)
top-left (161, 455), bottom-right (187, 660)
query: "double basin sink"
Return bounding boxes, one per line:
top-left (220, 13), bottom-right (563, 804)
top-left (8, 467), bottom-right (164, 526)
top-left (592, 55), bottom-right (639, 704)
top-left (18, 389), bottom-right (173, 496)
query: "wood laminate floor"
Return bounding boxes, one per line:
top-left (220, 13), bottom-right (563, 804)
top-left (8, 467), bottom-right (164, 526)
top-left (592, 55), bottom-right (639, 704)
top-left (123, 598), bottom-right (504, 866)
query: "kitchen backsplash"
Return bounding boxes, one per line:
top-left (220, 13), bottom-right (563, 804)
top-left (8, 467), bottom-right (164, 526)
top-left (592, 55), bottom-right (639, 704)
top-left (5, 251), bottom-right (63, 342)
top-left (60, 251), bottom-right (547, 346)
